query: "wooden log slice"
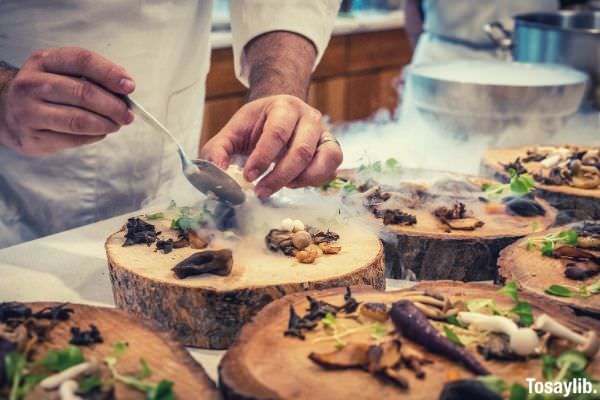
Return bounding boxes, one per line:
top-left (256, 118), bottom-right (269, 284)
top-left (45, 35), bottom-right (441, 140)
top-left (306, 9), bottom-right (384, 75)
top-left (498, 222), bottom-right (600, 315)
top-left (481, 146), bottom-right (600, 224)
top-left (219, 282), bottom-right (600, 400)
top-left (20, 302), bottom-right (217, 399)
top-left (338, 169), bottom-right (556, 280)
top-left (106, 217), bottom-right (385, 349)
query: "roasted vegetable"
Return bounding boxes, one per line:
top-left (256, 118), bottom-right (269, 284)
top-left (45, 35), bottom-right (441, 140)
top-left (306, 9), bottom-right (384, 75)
top-left (391, 300), bottom-right (489, 376)
top-left (309, 343), bottom-right (370, 369)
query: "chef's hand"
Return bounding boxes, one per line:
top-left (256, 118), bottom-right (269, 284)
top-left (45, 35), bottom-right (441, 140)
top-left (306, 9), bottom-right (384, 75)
top-left (0, 47), bottom-right (135, 157)
top-left (201, 94), bottom-right (343, 199)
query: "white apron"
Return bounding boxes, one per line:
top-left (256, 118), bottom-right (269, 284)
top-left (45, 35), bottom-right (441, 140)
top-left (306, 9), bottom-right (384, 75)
top-left (0, 0), bottom-right (212, 247)
top-left (412, 0), bottom-right (559, 65)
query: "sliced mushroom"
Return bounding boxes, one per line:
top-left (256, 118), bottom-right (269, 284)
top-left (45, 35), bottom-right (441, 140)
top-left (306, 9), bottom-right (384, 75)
top-left (188, 230), bottom-right (211, 249)
top-left (171, 249), bottom-right (233, 279)
top-left (444, 218), bottom-right (485, 231)
top-left (40, 361), bottom-right (98, 390)
top-left (367, 339), bottom-right (403, 373)
top-left (308, 343), bottom-right (370, 369)
top-left (553, 246), bottom-right (598, 262)
top-left (318, 242), bottom-right (342, 254)
top-left (296, 244), bottom-right (320, 264)
top-left (577, 236), bottom-right (600, 250)
top-left (359, 303), bottom-right (389, 322)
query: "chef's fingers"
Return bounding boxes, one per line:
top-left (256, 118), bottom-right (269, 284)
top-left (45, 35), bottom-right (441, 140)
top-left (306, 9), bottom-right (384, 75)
top-left (30, 103), bottom-right (120, 135)
top-left (254, 115), bottom-right (321, 198)
top-left (20, 130), bottom-right (105, 157)
top-left (243, 102), bottom-right (299, 182)
top-left (33, 47), bottom-right (135, 94)
top-left (200, 135), bottom-right (234, 170)
top-left (287, 140), bottom-right (343, 188)
top-left (36, 73), bottom-right (133, 125)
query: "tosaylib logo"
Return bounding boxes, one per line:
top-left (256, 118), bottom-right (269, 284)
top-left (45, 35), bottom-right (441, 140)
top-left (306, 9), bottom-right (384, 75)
top-left (527, 378), bottom-right (597, 397)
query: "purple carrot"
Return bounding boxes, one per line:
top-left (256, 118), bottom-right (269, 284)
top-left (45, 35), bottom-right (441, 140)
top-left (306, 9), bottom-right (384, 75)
top-left (391, 300), bottom-right (489, 376)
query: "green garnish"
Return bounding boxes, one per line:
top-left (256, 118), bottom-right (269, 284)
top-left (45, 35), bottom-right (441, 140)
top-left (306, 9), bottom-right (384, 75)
top-left (320, 177), bottom-right (358, 193)
top-left (40, 345), bottom-right (84, 372)
top-left (78, 374), bottom-right (103, 393)
top-left (5, 352), bottom-right (27, 400)
top-left (483, 169), bottom-right (535, 199)
top-left (370, 323), bottom-right (387, 340)
top-left (357, 158), bottom-right (400, 174)
top-left (170, 205), bottom-right (214, 232)
top-left (508, 383), bottom-right (528, 400)
top-left (145, 212), bottom-right (165, 220)
top-left (526, 230), bottom-right (578, 256)
top-left (498, 281), bottom-right (533, 327)
top-left (545, 279), bottom-right (600, 298)
top-left (443, 326), bottom-right (463, 347)
top-left (446, 315), bottom-right (464, 328)
top-left (104, 342), bottom-right (175, 400)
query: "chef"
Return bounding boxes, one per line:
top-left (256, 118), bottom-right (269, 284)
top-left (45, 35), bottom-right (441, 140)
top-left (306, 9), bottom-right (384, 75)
top-left (0, 0), bottom-right (343, 248)
top-left (404, 0), bottom-right (559, 64)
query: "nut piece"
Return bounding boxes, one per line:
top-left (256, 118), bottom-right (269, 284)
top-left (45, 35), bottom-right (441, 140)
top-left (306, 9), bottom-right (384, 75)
top-left (318, 242), bottom-right (342, 254)
top-left (281, 218), bottom-right (294, 232)
top-left (296, 244), bottom-right (319, 263)
top-left (292, 219), bottom-right (305, 232)
top-left (292, 230), bottom-right (312, 250)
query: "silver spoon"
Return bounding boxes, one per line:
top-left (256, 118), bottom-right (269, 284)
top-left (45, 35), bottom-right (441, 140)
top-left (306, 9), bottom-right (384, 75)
top-left (124, 97), bottom-right (245, 206)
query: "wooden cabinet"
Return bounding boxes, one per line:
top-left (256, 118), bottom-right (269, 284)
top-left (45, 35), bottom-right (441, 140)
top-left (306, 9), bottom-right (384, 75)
top-left (200, 28), bottom-right (412, 150)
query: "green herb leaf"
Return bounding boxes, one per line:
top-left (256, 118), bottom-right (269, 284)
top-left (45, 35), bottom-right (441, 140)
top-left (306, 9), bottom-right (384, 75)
top-left (443, 326), bottom-right (463, 347)
top-left (509, 383), bottom-right (528, 400)
top-left (477, 375), bottom-right (508, 395)
top-left (541, 240), bottom-right (555, 257)
top-left (5, 352), bottom-right (26, 382)
top-left (465, 298), bottom-right (497, 314)
top-left (19, 373), bottom-right (46, 397)
top-left (78, 374), bottom-right (102, 393)
top-left (556, 350), bottom-right (587, 374)
top-left (498, 281), bottom-right (519, 302)
top-left (146, 379), bottom-right (175, 400)
top-left (585, 279), bottom-right (600, 295)
top-left (370, 323), bottom-right (387, 340)
top-left (41, 345), bottom-right (84, 372)
top-left (511, 301), bottom-right (534, 327)
top-left (541, 354), bottom-right (557, 380)
top-left (558, 230), bottom-right (579, 246)
top-left (321, 313), bottom-right (337, 329)
top-left (385, 158), bottom-right (398, 169)
top-left (446, 315), bottom-right (464, 327)
top-left (145, 212), bottom-right (164, 220)
top-left (545, 284), bottom-right (575, 298)
top-left (137, 358), bottom-right (152, 380)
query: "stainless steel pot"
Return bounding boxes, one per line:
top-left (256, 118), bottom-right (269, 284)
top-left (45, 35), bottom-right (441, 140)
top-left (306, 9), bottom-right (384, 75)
top-left (405, 60), bottom-right (588, 135)
top-left (485, 11), bottom-right (600, 107)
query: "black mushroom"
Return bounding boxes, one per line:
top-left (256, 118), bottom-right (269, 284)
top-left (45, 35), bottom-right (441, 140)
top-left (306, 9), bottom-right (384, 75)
top-left (373, 209), bottom-right (417, 226)
top-left (390, 300), bottom-right (489, 376)
top-left (0, 302), bottom-right (32, 322)
top-left (123, 217), bottom-right (159, 246)
top-left (502, 196), bottom-right (546, 217)
top-left (309, 343), bottom-right (370, 369)
top-left (565, 261), bottom-right (600, 280)
top-left (171, 249), bottom-right (233, 279)
top-left (284, 305), bottom-right (317, 340)
top-left (433, 202), bottom-right (484, 231)
top-left (69, 324), bottom-right (103, 346)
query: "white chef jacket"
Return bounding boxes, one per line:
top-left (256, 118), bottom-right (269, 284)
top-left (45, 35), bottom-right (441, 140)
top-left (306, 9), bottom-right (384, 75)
top-left (412, 0), bottom-right (559, 65)
top-left (0, 0), bottom-right (340, 248)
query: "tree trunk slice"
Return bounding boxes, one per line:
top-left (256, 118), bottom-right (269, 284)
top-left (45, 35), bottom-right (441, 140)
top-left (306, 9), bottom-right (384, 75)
top-left (498, 222), bottom-right (600, 315)
top-left (21, 302), bottom-right (217, 400)
top-left (219, 282), bottom-right (600, 400)
top-left (106, 218), bottom-right (385, 349)
top-left (480, 146), bottom-right (600, 224)
top-left (339, 169), bottom-right (556, 280)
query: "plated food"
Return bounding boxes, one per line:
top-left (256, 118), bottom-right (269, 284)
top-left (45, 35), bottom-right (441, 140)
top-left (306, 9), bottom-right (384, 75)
top-left (499, 221), bottom-right (600, 315)
top-left (0, 302), bottom-right (217, 399)
top-left (106, 203), bottom-right (384, 349)
top-left (481, 145), bottom-right (600, 223)
top-left (323, 164), bottom-right (555, 280)
top-left (220, 282), bottom-right (600, 400)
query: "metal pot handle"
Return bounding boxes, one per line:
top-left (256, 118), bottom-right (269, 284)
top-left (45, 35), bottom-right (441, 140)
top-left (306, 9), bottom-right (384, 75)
top-left (483, 21), bottom-right (513, 51)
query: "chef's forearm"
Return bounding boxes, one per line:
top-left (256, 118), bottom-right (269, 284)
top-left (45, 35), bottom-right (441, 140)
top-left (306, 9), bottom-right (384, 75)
top-left (245, 31), bottom-right (316, 101)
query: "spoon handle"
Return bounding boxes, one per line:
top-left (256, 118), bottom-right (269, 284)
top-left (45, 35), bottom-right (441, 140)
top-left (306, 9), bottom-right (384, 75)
top-left (124, 96), bottom-right (190, 164)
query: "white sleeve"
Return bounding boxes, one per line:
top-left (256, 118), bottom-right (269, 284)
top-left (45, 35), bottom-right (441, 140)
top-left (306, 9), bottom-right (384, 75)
top-left (229, 0), bottom-right (341, 87)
